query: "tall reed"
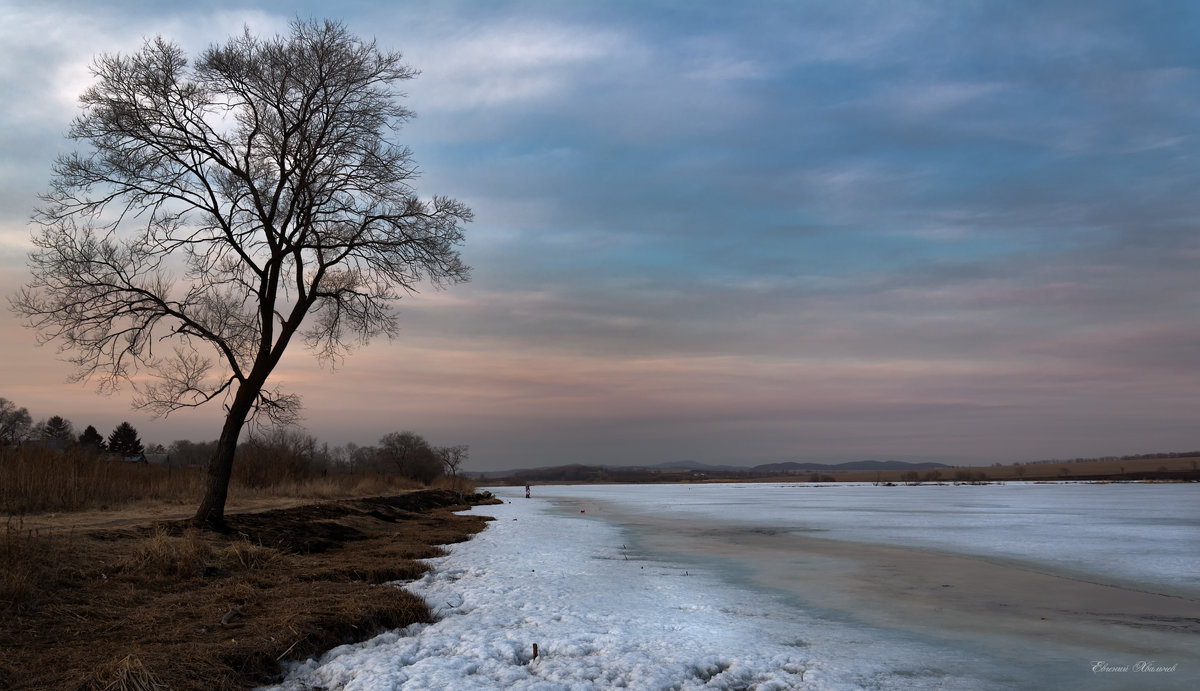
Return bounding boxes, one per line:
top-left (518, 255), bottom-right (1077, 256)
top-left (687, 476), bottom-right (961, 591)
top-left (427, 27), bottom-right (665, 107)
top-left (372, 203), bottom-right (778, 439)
top-left (0, 447), bottom-right (202, 515)
top-left (0, 446), bottom-right (465, 516)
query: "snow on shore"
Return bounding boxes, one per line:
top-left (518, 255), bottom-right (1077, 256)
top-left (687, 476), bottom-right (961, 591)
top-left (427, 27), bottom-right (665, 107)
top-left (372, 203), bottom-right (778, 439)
top-left (267, 488), bottom-right (999, 690)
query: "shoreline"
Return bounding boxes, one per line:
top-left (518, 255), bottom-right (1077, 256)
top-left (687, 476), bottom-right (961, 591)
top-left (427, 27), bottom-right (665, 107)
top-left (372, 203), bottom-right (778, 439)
top-left (265, 488), bottom-right (1197, 689)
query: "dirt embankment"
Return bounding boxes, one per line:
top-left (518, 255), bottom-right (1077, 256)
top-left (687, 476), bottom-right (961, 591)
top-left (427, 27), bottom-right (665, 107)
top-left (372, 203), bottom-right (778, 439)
top-left (1, 490), bottom-right (501, 690)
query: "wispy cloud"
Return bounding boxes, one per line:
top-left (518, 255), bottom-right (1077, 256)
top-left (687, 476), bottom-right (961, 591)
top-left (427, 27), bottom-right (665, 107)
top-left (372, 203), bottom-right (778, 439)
top-left (415, 20), bottom-right (634, 109)
top-left (3, 0), bottom-right (1200, 468)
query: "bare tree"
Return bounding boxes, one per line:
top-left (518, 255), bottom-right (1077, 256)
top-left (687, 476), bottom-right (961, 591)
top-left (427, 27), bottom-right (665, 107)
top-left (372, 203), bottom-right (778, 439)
top-left (0, 398), bottom-right (33, 446)
top-left (11, 19), bottom-right (471, 527)
top-left (438, 444), bottom-right (469, 496)
top-left (379, 430), bottom-right (441, 484)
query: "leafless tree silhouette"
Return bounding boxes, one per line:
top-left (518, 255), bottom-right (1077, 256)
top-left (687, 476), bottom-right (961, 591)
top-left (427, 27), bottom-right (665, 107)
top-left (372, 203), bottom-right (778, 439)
top-left (12, 19), bottom-right (471, 527)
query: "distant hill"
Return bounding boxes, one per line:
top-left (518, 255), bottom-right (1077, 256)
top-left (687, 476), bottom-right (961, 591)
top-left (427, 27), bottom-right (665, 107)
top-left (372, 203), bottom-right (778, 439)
top-left (469, 454), bottom-right (1200, 484)
top-left (471, 459), bottom-right (951, 478)
top-left (635, 461), bottom-right (747, 472)
top-left (751, 460), bottom-right (952, 472)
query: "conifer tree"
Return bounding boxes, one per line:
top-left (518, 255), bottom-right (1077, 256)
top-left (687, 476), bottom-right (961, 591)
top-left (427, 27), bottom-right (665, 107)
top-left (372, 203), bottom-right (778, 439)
top-left (78, 425), bottom-right (106, 453)
top-left (41, 415), bottom-right (74, 440)
top-left (107, 422), bottom-right (144, 457)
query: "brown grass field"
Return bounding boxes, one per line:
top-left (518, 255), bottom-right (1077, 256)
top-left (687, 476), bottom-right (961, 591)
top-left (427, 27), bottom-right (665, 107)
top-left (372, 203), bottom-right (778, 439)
top-left (1, 490), bottom-right (500, 690)
top-left (0, 446), bottom-right (498, 690)
top-left (0, 446), bottom-right (456, 516)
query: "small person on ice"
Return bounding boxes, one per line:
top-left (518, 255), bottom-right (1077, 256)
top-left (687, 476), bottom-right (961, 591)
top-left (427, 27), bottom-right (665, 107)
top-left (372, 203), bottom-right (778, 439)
top-left (525, 484), bottom-right (531, 498)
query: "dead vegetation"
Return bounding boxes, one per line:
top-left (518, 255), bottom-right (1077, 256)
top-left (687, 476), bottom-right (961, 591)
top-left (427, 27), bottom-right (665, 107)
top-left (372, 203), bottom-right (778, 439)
top-left (89, 654), bottom-right (170, 691)
top-left (0, 445), bottom-right (458, 517)
top-left (0, 490), bottom-right (501, 690)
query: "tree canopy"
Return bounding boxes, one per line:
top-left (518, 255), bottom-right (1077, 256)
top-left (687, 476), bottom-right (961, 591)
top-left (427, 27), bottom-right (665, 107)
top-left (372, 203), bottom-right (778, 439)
top-left (78, 425), bottom-right (107, 453)
top-left (379, 430), bottom-right (443, 484)
top-left (107, 422), bottom-right (144, 458)
top-left (0, 398), bottom-right (32, 446)
top-left (11, 19), bottom-right (470, 526)
top-left (38, 415), bottom-right (75, 441)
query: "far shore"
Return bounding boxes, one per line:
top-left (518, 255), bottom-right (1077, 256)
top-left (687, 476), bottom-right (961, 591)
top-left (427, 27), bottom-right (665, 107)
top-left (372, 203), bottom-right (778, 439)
top-left (481, 454), bottom-right (1200, 486)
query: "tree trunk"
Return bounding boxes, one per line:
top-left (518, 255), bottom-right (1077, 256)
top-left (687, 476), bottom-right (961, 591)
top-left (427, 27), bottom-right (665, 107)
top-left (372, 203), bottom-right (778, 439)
top-left (192, 386), bottom-right (258, 529)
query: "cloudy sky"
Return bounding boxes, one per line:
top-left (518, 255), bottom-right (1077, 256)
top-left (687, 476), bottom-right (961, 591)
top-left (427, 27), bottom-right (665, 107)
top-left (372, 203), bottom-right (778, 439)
top-left (2, 0), bottom-right (1199, 470)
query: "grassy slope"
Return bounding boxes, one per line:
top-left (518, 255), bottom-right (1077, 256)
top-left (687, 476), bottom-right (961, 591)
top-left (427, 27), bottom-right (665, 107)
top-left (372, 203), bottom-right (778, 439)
top-left (1, 490), bottom-right (500, 690)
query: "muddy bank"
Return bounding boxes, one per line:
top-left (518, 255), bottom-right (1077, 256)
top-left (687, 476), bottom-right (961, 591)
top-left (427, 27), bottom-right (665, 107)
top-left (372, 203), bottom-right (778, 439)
top-left (1, 490), bottom-right (501, 690)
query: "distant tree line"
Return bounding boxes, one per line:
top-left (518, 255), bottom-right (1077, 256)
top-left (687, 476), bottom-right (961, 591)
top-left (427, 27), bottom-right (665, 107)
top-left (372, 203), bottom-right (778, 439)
top-left (0, 395), bottom-right (467, 486)
top-left (497, 465), bottom-right (705, 485)
top-left (1024, 450), bottom-right (1200, 466)
top-left (1, 397), bottom-right (146, 458)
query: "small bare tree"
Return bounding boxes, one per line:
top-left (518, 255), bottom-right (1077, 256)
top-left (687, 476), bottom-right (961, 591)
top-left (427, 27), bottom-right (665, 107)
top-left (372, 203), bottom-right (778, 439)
top-left (439, 444), bottom-right (469, 495)
top-left (11, 19), bottom-right (471, 527)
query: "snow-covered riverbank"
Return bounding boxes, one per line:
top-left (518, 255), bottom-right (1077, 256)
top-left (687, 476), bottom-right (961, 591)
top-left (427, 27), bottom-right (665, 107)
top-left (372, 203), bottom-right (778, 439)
top-left (268, 483), bottom-right (1198, 690)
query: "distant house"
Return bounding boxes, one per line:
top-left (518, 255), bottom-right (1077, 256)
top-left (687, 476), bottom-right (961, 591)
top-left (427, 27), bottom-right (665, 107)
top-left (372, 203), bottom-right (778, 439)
top-left (104, 452), bottom-right (180, 465)
top-left (19, 438), bottom-right (73, 453)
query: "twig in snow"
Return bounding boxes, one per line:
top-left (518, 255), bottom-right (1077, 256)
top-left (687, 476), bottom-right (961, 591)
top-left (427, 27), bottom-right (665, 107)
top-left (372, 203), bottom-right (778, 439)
top-left (277, 636), bottom-right (306, 661)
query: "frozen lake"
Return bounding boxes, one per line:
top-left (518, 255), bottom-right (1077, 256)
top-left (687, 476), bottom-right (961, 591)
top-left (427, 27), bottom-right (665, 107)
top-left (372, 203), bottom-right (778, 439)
top-left (541, 482), bottom-right (1200, 592)
top-left (269, 482), bottom-right (1199, 690)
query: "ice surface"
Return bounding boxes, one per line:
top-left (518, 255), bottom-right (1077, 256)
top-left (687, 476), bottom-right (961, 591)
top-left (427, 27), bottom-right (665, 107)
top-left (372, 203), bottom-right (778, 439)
top-left (534, 482), bottom-right (1200, 591)
top-left (266, 483), bottom-right (1197, 690)
top-left (268, 489), bottom-right (1017, 690)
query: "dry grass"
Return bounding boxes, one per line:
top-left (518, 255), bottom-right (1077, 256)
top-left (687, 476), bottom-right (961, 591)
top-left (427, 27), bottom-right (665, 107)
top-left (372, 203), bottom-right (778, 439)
top-left (117, 526), bottom-right (213, 579)
top-left (0, 448), bottom-right (203, 515)
top-left (226, 472), bottom-right (418, 501)
top-left (88, 655), bottom-right (170, 691)
top-left (1, 517), bottom-right (47, 614)
top-left (220, 538), bottom-right (282, 571)
top-left (429, 475), bottom-right (476, 494)
top-left (0, 490), bottom-right (500, 690)
top-left (0, 446), bottom-right (474, 517)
